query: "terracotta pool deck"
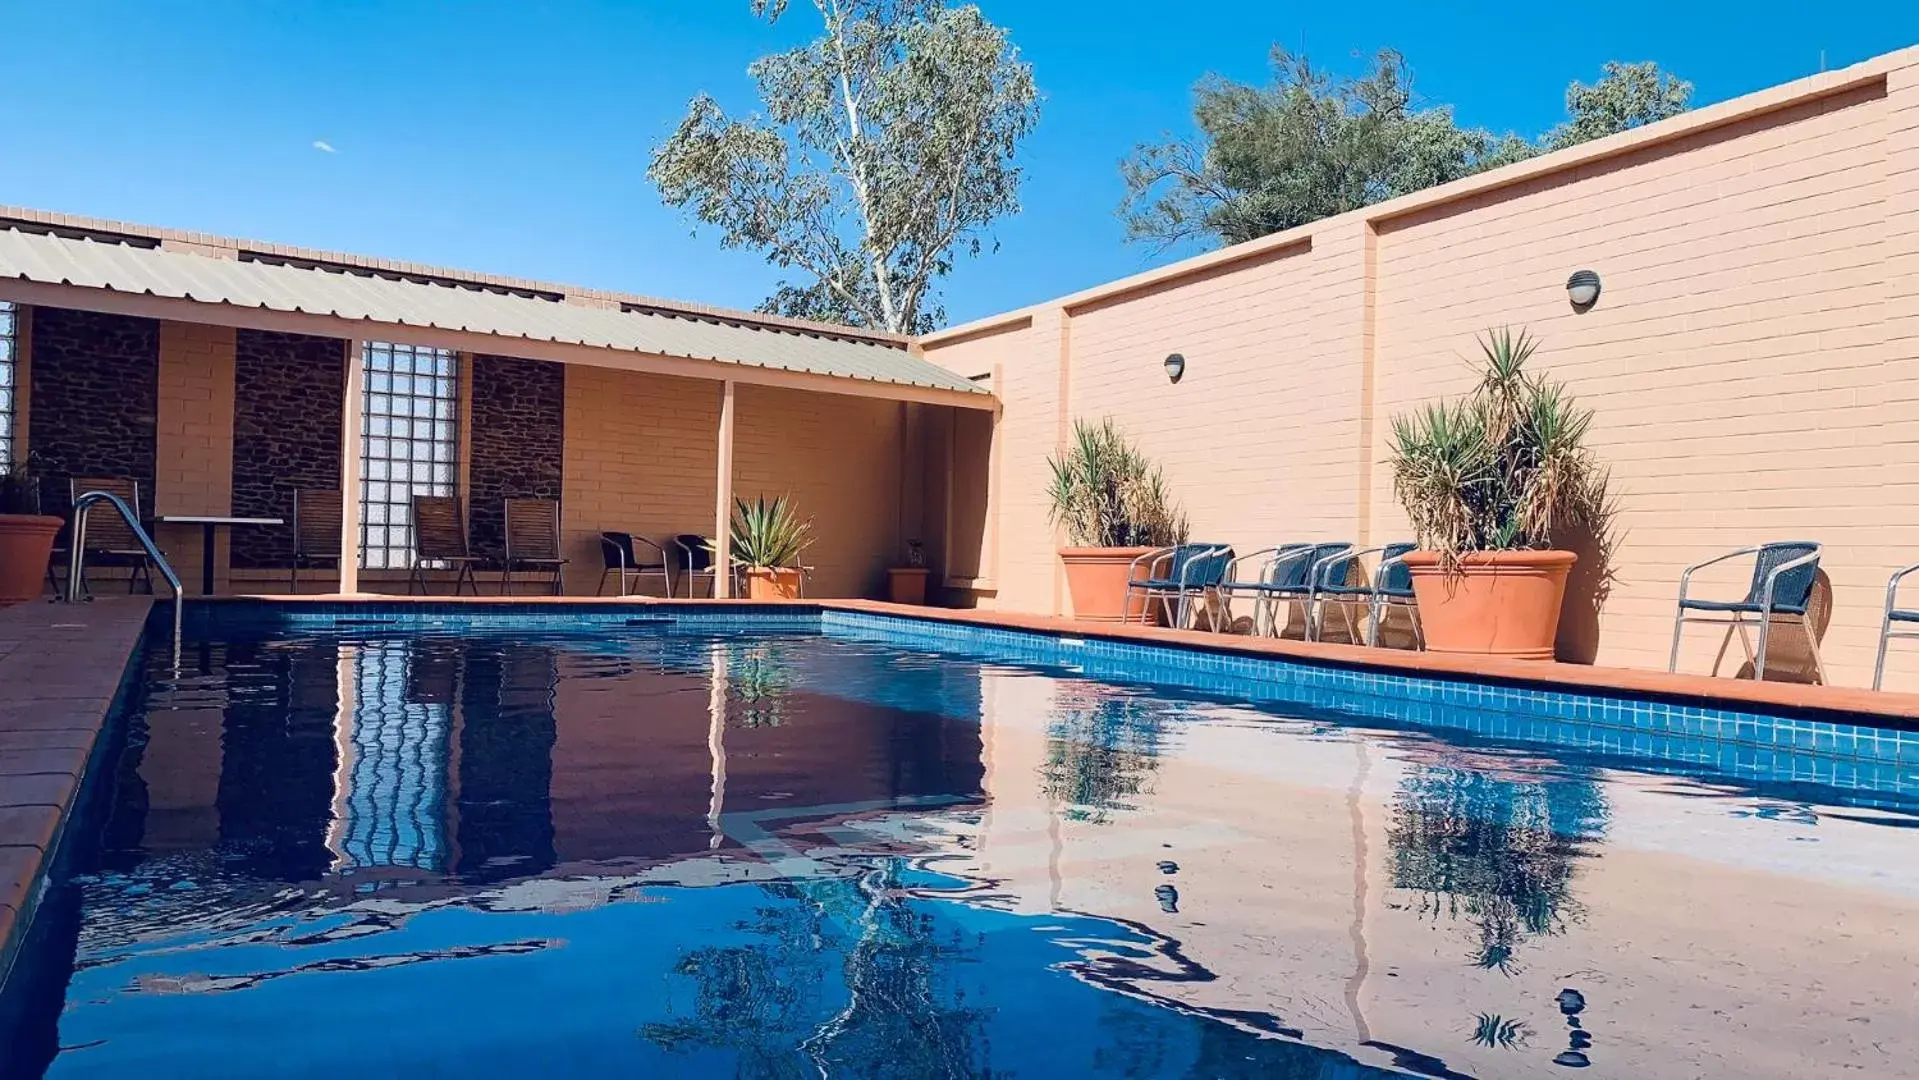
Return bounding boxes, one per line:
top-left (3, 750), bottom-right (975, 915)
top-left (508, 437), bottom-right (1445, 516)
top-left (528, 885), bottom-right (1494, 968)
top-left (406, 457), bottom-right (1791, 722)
top-left (5, 590), bottom-right (1919, 980)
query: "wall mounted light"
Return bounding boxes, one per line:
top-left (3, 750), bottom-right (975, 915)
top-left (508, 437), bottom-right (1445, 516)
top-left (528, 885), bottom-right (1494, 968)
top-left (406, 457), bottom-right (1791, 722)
top-left (1163, 352), bottom-right (1186, 383)
top-left (1566, 270), bottom-right (1601, 310)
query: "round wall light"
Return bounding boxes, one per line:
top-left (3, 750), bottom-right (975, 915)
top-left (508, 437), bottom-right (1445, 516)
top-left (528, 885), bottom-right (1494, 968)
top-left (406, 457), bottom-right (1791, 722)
top-left (1164, 353), bottom-right (1186, 383)
top-left (1567, 270), bottom-right (1601, 310)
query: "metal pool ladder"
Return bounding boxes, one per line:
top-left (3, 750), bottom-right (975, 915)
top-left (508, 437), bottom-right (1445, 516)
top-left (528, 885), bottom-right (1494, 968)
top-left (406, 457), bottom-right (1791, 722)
top-left (64, 489), bottom-right (184, 652)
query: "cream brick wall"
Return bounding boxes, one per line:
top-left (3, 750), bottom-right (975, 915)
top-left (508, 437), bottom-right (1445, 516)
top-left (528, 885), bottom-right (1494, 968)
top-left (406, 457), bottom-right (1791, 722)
top-left (923, 48), bottom-right (1919, 690)
top-left (154, 320), bottom-right (236, 589)
top-left (560, 365), bottom-right (721, 594)
top-left (733, 383), bottom-right (906, 598)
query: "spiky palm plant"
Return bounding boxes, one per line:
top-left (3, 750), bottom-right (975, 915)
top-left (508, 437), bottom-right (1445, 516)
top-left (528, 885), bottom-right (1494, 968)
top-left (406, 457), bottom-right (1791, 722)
top-left (1046, 418), bottom-right (1187, 548)
top-left (1390, 328), bottom-right (1614, 570)
top-left (717, 494), bottom-right (814, 569)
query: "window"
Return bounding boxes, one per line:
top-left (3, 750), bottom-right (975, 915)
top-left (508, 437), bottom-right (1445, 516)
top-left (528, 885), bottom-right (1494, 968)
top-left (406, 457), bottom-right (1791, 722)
top-left (359, 342), bottom-right (460, 569)
top-left (0, 301), bottom-right (16, 467)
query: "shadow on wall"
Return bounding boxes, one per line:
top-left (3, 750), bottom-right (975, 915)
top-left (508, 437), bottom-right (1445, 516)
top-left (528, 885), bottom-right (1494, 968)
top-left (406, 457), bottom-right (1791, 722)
top-left (1552, 515), bottom-right (1616, 666)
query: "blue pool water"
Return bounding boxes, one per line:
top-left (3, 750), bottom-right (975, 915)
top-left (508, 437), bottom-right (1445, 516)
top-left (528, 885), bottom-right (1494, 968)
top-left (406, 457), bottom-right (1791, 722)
top-left (3, 615), bottom-right (1917, 1078)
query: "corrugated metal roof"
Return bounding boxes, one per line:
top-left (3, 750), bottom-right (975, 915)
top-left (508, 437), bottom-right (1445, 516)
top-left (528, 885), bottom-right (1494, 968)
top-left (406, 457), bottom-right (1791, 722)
top-left (0, 228), bottom-right (987, 397)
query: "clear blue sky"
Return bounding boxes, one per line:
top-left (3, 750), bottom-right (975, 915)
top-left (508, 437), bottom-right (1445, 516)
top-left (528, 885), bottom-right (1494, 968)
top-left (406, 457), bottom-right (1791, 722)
top-left (0, 2), bottom-right (1912, 326)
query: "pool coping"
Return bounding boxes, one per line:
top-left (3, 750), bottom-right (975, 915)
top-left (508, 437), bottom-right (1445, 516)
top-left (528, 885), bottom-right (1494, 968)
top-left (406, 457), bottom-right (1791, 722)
top-left (201, 593), bottom-right (1919, 727)
top-left (0, 597), bottom-right (153, 989)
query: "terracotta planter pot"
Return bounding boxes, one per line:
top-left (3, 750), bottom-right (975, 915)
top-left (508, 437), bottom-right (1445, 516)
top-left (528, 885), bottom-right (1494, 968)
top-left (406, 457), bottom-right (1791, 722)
top-left (1059, 546), bottom-right (1160, 624)
top-left (1403, 549), bottom-right (1576, 661)
top-left (0, 514), bottom-right (62, 607)
top-left (887, 567), bottom-right (930, 605)
top-left (742, 566), bottom-right (804, 601)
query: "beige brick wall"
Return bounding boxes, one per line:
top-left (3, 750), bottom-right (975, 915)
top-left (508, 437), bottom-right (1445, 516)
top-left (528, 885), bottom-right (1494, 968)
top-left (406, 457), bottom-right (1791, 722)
top-left (560, 365), bottom-right (721, 594)
top-left (923, 48), bottom-right (1919, 690)
top-left (153, 320), bottom-right (236, 589)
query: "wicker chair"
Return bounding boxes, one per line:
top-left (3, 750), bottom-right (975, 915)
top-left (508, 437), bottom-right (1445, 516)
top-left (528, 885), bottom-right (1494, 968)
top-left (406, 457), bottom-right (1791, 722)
top-left (288, 489), bottom-right (343, 594)
top-left (68, 477), bottom-right (155, 595)
top-left (408, 494), bottom-right (482, 596)
top-left (501, 498), bottom-right (567, 595)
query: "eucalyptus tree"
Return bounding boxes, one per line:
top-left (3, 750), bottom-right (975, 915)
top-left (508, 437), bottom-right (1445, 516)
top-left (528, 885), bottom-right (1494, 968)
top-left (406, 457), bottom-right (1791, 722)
top-left (651, 0), bottom-right (1039, 334)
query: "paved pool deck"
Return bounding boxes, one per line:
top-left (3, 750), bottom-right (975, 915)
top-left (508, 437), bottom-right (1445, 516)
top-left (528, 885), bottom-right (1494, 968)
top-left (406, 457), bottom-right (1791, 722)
top-left (0, 597), bottom-right (152, 982)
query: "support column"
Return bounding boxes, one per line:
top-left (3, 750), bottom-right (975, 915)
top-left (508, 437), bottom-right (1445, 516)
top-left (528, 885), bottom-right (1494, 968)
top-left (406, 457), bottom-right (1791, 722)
top-left (337, 340), bottom-right (364, 594)
top-left (712, 379), bottom-right (736, 598)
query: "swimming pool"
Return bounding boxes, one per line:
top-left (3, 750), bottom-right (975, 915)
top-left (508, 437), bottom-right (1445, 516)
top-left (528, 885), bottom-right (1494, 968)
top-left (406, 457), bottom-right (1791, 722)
top-left (2, 607), bottom-right (1916, 1078)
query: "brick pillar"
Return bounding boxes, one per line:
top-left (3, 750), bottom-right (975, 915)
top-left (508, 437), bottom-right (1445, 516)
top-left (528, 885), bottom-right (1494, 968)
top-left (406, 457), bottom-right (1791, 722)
top-left (154, 321), bottom-right (237, 591)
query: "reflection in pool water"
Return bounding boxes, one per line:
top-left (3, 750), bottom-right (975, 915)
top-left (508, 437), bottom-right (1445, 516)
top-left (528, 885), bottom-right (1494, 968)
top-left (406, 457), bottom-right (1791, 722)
top-left (2, 628), bottom-right (1915, 1079)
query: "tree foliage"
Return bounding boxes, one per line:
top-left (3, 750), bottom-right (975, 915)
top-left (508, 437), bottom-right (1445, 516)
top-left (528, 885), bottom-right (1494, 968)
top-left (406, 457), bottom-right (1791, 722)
top-left (1122, 50), bottom-right (1692, 251)
top-left (650, 0), bottom-right (1038, 334)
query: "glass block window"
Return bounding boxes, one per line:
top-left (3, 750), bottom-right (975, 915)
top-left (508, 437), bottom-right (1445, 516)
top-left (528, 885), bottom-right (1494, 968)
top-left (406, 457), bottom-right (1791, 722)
top-left (0, 302), bottom-right (16, 467)
top-left (359, 342), bottom-right (460, 569)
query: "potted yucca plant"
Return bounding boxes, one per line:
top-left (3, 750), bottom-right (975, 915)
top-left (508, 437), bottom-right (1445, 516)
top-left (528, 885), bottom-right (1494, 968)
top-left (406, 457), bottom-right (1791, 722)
top-left (1389, 329), bottom-right (1613, 659)
top-left (714, 494), bottom-right (814, 601)
top-left (0, 452), bottom-right (61, 607)
top-left (1046, 418), bottom-right (1186, 622)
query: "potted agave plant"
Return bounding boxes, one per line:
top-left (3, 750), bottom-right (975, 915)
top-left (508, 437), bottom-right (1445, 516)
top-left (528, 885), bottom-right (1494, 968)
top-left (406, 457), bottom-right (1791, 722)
top-left (1389, 329), bottom-right (1613, 660)
top-left (1047, 418), bottom-right (1186, 623)
top-left (716, 494), bottom-right (814, 601)
top-left (0, 452), bottom-right (61, 607)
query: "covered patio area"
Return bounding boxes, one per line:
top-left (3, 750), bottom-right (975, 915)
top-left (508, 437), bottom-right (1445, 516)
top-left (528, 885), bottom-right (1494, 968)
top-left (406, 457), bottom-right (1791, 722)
top-left (0, 208), bottom-right (998, 601)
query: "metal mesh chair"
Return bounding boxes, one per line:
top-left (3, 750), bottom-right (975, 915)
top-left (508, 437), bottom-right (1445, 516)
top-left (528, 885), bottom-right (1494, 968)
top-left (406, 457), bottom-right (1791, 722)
top-left (673, 534), bottom-right (719, 598)
top-left (69, 477), bottom-right (154, 595)
top-left (1306, 542), bottom-right (1421, 647)
top-left (598, 531), bottom-right (672, 597)
top-left (1218, 542), bottom-right (1353, 637)
top-left (408, 494), bottom-right (482, 596)
top-left (1874, 562), bottom-right (1919, 690)
top-left (502, 498), bottom-right (567, 595)
top-left (288, 489), bottom-right (343, 594)
top-left (1669, 541), bottom-right (1824, 682)
top-left (1123, 544), bottom-right (1236, 629)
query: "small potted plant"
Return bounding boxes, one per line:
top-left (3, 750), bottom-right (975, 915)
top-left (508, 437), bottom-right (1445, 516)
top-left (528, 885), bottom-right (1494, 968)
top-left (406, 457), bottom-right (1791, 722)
top-left (888, 540), bottom-right (930, 605)
top-left (0, 452), bottom-right (61, 607)
top-left (715, 494), bottom-right (813, 601)
top-left (1047, 418), bottom-right (1186, 623)
top-left (1389, 328), bottom-right (1613, 659)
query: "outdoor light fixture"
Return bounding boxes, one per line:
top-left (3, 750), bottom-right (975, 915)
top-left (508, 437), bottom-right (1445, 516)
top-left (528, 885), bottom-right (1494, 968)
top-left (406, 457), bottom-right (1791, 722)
top-left (1567, 270), bottom-right (1601, 310)
top-left (1163, 352), bottom-right (1186, 383)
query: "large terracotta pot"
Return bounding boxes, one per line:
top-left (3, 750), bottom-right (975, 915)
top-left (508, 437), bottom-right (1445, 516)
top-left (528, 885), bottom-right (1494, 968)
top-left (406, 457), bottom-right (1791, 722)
top-left (1060, 546), bottom-right (1159, 624)
top-left (742, 566), bottom-right (804, 601)
top-left (0, 514), bottom-right (62, 607)
top-left (887, 567), bottom-right (930, 605)
top-left (1403, 550), bottom-right (1576, 661)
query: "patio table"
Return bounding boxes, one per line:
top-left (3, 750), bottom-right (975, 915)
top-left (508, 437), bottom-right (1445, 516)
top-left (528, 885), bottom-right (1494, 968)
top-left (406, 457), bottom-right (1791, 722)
top-left (157, 515), bottom-right (285, 595)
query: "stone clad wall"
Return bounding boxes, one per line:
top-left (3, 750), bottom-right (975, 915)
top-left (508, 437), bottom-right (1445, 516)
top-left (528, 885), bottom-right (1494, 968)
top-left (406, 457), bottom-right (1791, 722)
top-left (230, 330), bottom-right (345, 568)
top-left (469, 354), bottom-right (565, 560)
top-left (26, 306), bottom-right (160, 516)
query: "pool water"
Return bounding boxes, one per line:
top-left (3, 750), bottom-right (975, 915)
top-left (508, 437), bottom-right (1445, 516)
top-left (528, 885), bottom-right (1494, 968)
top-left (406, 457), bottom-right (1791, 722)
top-left (3, 626), bottom-right (1916, 1078)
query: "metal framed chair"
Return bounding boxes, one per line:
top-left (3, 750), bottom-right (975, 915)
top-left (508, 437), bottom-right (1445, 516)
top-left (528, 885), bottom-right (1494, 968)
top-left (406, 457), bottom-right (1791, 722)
top-left (69, 477), bottom-right (155, 596)
top-left (501, 498), bottom-right (567, 595)
top-left (673, 534), bottom-right (720, 598)
top-left (407, 494), bottom-right (482, 596)
top-left (598, 531), bottom-right (673, 597)
top-left (1305, 542), bottom-right (1421, 647)
top-left (1873, 562), bottom-right (1919, 690)
top-left (1668, 541), bottom-right (1825, 683)
top-left (1218, 542), bottom-right (1353, 638)
top-left (1122, 544), bottom-right (1236, 629)
top-left (288, 489), bottom-right (343, 594)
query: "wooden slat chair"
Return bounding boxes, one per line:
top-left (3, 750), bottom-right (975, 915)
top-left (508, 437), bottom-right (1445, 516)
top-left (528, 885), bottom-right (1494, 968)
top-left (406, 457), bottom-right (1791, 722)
top-left (69, 476), bottom-right (155, 595)
top-left (502, 497), bottom-right (567, 595)
top-left (288, 489), bottom-right (344, 594)
top-left (408, 494), bottom-right (482, 596)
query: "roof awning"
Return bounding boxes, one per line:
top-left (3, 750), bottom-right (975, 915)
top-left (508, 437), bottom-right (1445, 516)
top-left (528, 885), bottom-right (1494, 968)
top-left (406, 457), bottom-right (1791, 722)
top-left (0, 228), bottom-right (992, 409)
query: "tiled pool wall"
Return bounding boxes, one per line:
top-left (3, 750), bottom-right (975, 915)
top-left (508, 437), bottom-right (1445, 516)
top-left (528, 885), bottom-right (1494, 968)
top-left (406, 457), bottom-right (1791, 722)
top-left (174, 603), bottom-right (1919, 803)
